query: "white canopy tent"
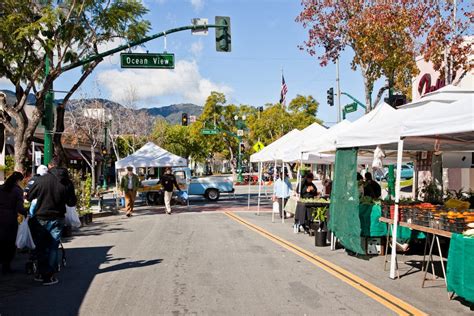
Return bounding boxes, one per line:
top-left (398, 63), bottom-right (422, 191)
top-left (249, 129), bottom-right (302, 221)
top-left (401, 85), bottom-right (474, 108)
top-left (331, 92), bottom-right (474, 279)
top-left (115, 142), bottom-right (187, 169)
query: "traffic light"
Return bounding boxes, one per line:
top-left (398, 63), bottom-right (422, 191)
top-left (181, 113), bottom-right (188, 126)
top-left (327, 88), bottom-right (334, 106)
top-left (240, 143), bottom-right (245, 152)
top-left (258, 106), bottom-right (263, 112)
top-left (385, 94), bottom-right (407, 108)
top-left (215, 16), bottom-right (231, 52)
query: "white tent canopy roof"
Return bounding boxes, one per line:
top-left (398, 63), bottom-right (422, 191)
top-left (401, 85), bottom-right (473, 108)
top-left (250, 129), bottom-right (302, 162)
top-left (279, 122), bottom-right (328, 162)
top-left (115, 142), bottom-right (187, 169)
top-left (334, 92), bottom-right (474, 152)
top-left (300, 120), bottom-right (352, 155)
top-left (335, 103), bottom-right (403, 149)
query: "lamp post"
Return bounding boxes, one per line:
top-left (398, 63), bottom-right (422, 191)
top-left (102, 112), bottom-right (112, 189)
top-left (234, 114), bottom-right (246, 183)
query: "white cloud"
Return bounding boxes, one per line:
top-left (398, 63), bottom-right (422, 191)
top-left (190, 40), bottom-right (203, 57)
top-left (97, 60), bottom-right (232, 106)
top-left (190, 0), bottom-right (204, 11)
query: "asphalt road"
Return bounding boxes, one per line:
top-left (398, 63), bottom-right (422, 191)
top-left (1, 209), bottom-right (399, 316)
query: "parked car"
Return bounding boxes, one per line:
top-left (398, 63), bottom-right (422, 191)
top-left (139, 167), bottom-right (234, 204)
top-left (373, 164), bottom-right (413, 181)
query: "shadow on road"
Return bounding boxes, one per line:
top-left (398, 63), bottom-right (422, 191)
top-left (0, 246), bottom-right (163, 315)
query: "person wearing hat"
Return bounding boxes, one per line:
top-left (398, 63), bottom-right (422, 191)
top-left (120, 166), bottom-right (141, 217)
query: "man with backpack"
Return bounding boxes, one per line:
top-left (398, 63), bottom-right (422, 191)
top-left (27, 157), bottom-right (77, 286)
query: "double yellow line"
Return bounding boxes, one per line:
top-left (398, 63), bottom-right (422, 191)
top-left (224, 212), bottom-right (426, 316)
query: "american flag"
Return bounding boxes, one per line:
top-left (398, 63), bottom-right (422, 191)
top-left (279, 74), bottom-right (288, 106)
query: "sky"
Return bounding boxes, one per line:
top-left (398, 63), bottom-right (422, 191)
top-left (0, 0), bottom-right (375, 126)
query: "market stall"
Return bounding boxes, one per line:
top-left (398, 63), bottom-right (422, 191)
top-left (329, 88), bottom-right (474, 302)
top-left (114, 142), bottom-right (188, 207)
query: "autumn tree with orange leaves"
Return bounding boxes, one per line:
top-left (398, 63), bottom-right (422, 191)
top-left (296, 0), bottom-right (473, 111)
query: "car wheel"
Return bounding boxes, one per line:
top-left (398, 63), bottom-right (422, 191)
top-left (204, 189), bottom-right (220, 201)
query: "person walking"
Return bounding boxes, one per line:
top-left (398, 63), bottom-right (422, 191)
top-left (0, 172), bottom-right (26, 274)
top-left (272, 171), bottom-right (292, 219)
top-left (159, 167), bottom-right (181, 215)
top-left (27, 158), bottom-right (77, 285)
top-left (120, 166), bottom-right (141, 217)
top-left (24, 165), bottom-right (48, 196)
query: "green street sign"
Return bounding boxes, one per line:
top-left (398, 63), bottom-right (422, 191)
top-left (201, 129), bottom-right (219, 135)
top-left (120, 53), bottom-right (175, 69)
top-left (344, 102), bottom-right (357, 113)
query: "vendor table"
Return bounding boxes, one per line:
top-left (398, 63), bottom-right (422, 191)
top-left (379, 217), bottom-right (451, 290)
top-left (293, 201), bottom-right (330, 229)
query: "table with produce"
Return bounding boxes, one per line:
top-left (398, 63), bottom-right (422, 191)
top-left (379, 198), bottom-right (474, 303)
top-left (288, 197), bottom-right (330, 232)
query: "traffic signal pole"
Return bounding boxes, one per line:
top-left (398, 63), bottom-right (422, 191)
top-left (46, 21), bottom-right (229, 165)
top-left (336, 58), bottom-right (341, 123)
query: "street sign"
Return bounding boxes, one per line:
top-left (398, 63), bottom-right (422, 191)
top-left (35, 151), bottom-right (42, 166)
top-left (237, 129), bottom-right (244, 137)
top-left (189, 115), bottom-right (197, 123)
top-left (344, 102), bottom-right (357, 113)
top-left (120, 53), bottom-right (175, 69)
top-left (253, 141), bottom-right (265, 152)
top-left (191, 18), bottom-right (208, 35)
top-left (201, 129), bottom-right (219, 135)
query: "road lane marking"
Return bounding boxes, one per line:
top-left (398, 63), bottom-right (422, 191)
top-left (224, 212), bottom-right (427, 316)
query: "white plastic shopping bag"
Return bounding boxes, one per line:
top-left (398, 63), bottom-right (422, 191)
top-left (65, 206), bottom-right (81, 228)
top-left (16, 218), bottom-right (36, 249)
top-left (273, 201), bottom-right (280, 214)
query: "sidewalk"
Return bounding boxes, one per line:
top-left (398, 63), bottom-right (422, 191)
top-left (233, 211), bottom-right (473, 315)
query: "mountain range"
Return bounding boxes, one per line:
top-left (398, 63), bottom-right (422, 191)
top-left (0, 89), bottom-right (202, 124)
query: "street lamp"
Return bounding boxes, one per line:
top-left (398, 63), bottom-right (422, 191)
top-left (234, 115), bottom-right (246, 183)
top-left (102, 111), bottom-right (112, 189)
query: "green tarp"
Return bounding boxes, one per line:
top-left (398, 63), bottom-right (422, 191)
top-left (447, 233), bottom-right (474, 303)
top-left (359, 204), bottom-right (387, 237)
top-left (329, 148), bottom-right (365, 254)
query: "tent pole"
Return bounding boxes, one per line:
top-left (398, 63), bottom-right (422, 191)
top-left (272, 159), bottom-right (277, 223)
top-left (282, 163), bottom-right (285, 224)
top-left (115, 169), bottom-right (120, 212)
top-left (390, 138), bottom-right (404, 279)
top-left (257, 161), bottom-right (262, 216)
top-left (247, 161), bottom-right (252, 210)
top-left (297, 152), bottom-right (303, 197)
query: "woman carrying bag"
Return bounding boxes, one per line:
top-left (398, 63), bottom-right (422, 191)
top-left (0, 172), bottom-right (26, 274)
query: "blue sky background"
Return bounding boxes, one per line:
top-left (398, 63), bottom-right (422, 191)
top-left (0, 0), bottom-right (376, 126)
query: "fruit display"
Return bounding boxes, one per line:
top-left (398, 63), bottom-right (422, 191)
top-left (299, 197), bottom-right (330, 204)
top-left (382, 201), bottom-right (473, 234)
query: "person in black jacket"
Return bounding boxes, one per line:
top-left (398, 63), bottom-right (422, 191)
top-left (300, 173), bottom-right (318, 199)
top-left (159, 167), bottom-right (181, 215)
top-left (363, 172), bottom-right (381, 199)
top-left (28, 158), bottom-right (77, 286)
top-left (0, 172), bottom-right (25, 274)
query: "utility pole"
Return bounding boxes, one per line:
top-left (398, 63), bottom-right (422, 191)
top-left (43, 52), bottom-right (54, 165)
top-left (336, 58), bottom-right (341, 122)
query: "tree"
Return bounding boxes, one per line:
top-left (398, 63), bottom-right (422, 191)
top-left (64, 99), bottom-right (107, 193)
top-left (0, 0), bottom-right (150, 171)
top-left (288, 94), bottom-right (321, 129)
top-left (296, 1), bottom-right (473, 110)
